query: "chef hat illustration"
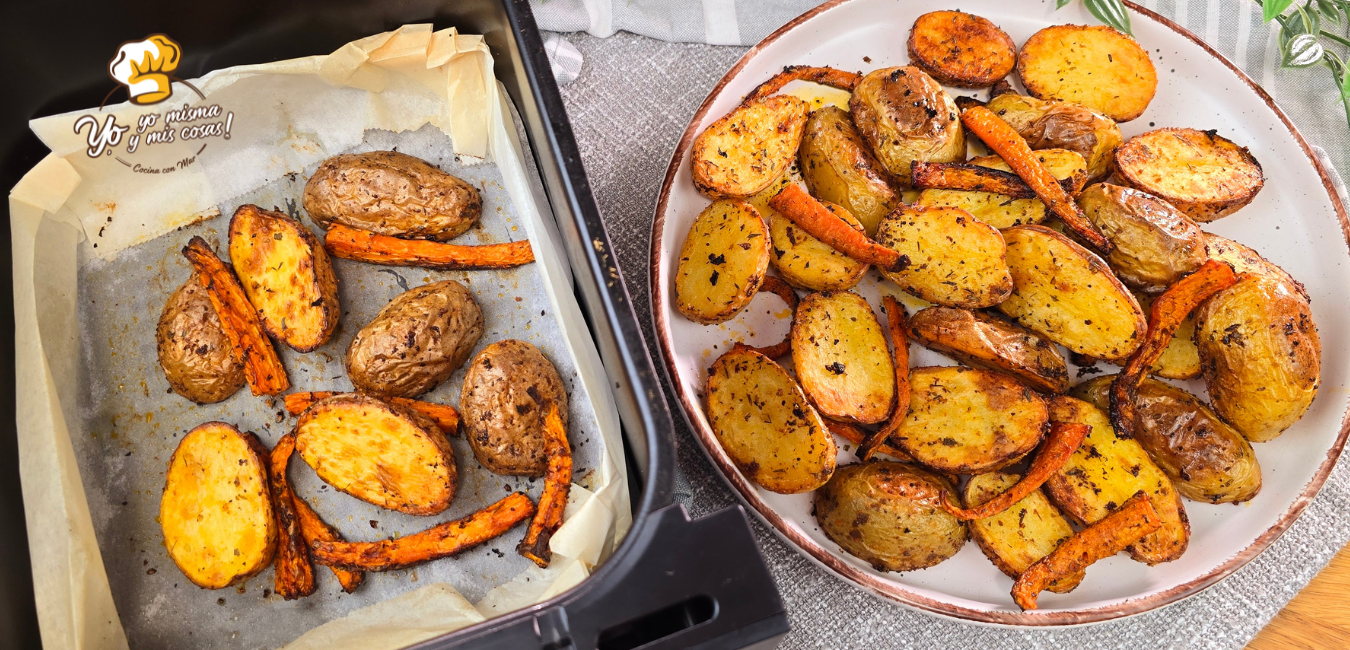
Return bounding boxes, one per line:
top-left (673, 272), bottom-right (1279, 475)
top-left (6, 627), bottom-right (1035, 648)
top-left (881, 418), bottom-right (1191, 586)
top-left (108, 35), bottom-right (182, 105)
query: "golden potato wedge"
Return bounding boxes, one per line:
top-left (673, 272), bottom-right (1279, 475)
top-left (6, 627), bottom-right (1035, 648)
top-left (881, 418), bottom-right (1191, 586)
top-left (156, 276), bottom-right (246, 404)
top-left (907, 306), bottom-right (1069, 393)
top-left (1077, 183), bottom-right (1206, 292)
top-left (1017, 25), bottom-right (1157, 122)
top-left (675, 199), bottom-right (772, 324)
top-left (892, 366), bottom-right (1048, 473)
top-left (815, 462), bottom-right (966, 572)
top-left (1044, 396), bottom-right (1189, 564)
top-left (907, 11), bottom-right (1017, 88)
top-left (849, 66), bottom-right (966, 183)
top-left (797, 106), bottom-right (901, 236)
top-left (1195, 275), bottom-right (1320, 442)
top-left (228, 204), bottom-right (339, 352)
top-left (295, 394), bottom-right (457, 515)
top-left (964, 472), bottom-right (1081, 592)
top-left (1203, 233), bottom-right (1307, 300)
top-left (999, 225), bottom-right (1146, 360)
top-left (692, 95), bottom-right (811, 198)
top-left (875, 205), bottom-right (1012, 307)
top-left (985, 93), bottom-right (1122, 181)
top-left (791, 291), bottom-right (895, 424)
top-left (768, 200), bottom-right (869, 291)
top-left (915, 149), bottom-right (1087, 229)
top-left (160, 422), bottom-right (276, 589)
top-left (706, 346), bottom-right (836, 494)
top-left (1115, 129), bottom-right (1264, 222)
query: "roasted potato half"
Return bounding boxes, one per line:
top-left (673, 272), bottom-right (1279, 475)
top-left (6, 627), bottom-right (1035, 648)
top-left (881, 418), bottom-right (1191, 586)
top-left (675, 199), bottom-right (772, 324)
top-left (815, 462), bottom-right (966, 572)
top-left (999, 225), bottom-right (1146, 360)
top-left (303, 151), bottom-right (482, 241)
top-left (1195, 275), bottom-right (1320, 442)
top-left (228, 204), bottom-right (340, 351)
top-left (692, 95), bottom-right (811, 198)
top-left (1075, 376), bottom-right (1262, 504)
top-left (892, 366), bottom-right (1048, 474)
top-left (915, 149), bottom-right (1087, 229)
top-left (1044, 396), bottom-right (1189, 564)
top-left (1115, 129), bottom-right (1264, 222)
top-left (875, 205), bottom-right (1013, 308)
top-left (156, 276), bottom-right (246, 404)
top-left (707, 347), bottom-right (836, 494)
top-left (849, 66), bottom-right (966, 184)
top-left (964, 472), bottom-right (1081, 592)
top-left (1129, 291), bottom-right (1201, 380)
top-left (798, 106), bottom-right (901, 236)
top-left (295, 394), bottom-right (458, 515)
top-left (1077, 183), bottom-right (1207, 293)
top-left (791, 291), bottom-right (895, 424)
top-left (1203, 233), bottom-right (1307, 300)
top-left (908, 306), bottom-right (1069, 393)
top-left (985, 93), bottom-right (1122, 181)
top-left (460, 339), bottom-right (569, 477)
top-left (346, 279), bottom-right (485, 398)
top-left (768, 201), bottom-right (869, 291)
top-left (907, 11), bottom-right (1017, 88)
top-left (160, 422), bottom-right (276, 589)
top-left (1017, 25), bottom-right (1157, 122)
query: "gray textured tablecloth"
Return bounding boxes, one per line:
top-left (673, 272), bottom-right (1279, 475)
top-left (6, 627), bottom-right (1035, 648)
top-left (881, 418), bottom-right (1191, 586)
top-left (544, 2), bottom-right (1350, 648)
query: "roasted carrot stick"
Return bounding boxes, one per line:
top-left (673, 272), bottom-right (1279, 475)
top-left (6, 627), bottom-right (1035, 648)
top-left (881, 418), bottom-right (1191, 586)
top-left (517, 404), bottom-right (573, 567)
top-left (960, 106), bottom-right (1111, 252)
top-left (910, 161), bottom-right (1083, 198)
top-left (182, 236), bottom-right (289, 395)
top-left (746, 276), bottom-right (799, 359)
top-left (324, 224), bottom-right (534, 270)
top-left (284, 392), bottom-right (460, 436)
top-left (1012, 492), bottom-right (1162, 610)
top-left (310, 492), bottom-right (535, 571)
top-left (291, 495), bottom-right (365, 593)
top-left (743, 65), bottom-right (862, 103)
top-left (768, 184), bottom-right (907, 271)
top-left (827, 421), bottom-right (913, 462)
top-left (268, 433), bottom-right (315, 600)
top-left (859, 297), bottom-right (911, 461)
top-left (1110, 260), bottom-right (1239, 438)
top-left (940, 422), bottom-right (1089, 520)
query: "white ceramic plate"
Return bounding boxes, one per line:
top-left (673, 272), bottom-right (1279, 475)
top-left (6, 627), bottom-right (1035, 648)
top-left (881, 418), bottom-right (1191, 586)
top-left (651, 0), bottom-right (1350, 626)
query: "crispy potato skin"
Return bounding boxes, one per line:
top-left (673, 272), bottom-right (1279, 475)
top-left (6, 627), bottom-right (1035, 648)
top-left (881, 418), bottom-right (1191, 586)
top-left (999, 225), bottom-right (1146, 361)
top-left (1075, 376), bottom-right (1261, 503)
top-left (1115, 128), bottom-right (1264, 222)
top-left (814, 462), bottom-right (966, 572)
top-left (1017, 25), bottom-right (1157, 122)
top-left (460, 339), bottom-right (569, 477)
top-left (1195, 275), bottom-right (1320, 442)
top-left (915, 150), bottom-right (1087, 229)
top-left (908, 307), bottom-right (1069, 393)
top-left (675, 199), bottom-right (772, 323)
top-left (1077, 183), bottom-right (1206, 292)
top-left (346, 280), bottom-right (484, 398)
top-left (692, 96), bottom-right (811, 198)
top-left (798, 106), bottom-right (901, 236)
top-left (964, 472), bottom-right (1081, 592)
top-left (707, 347), bottom-right (836, 494)
top-left (228, 204), bottom-right (340, 351)
top-left (156, 277), bottom-right (246, 404)
top-left (907, 11), bottom-right (1017, 88)
top-left (985, 94), bottom-right (1122, 181)
top-left (768, 201), bottom-right (869, 291)
top-left (849, 66), bottom-right (966, 183)
top-left (875, 205), bottom-right (1012, 308)
top-left (160, 422), bottom-right (277, 589)
top-left (1044, 396), bottom-right (1189, 564)
top-left (791, 291), bottom-right (895, 424)
top-left (893, 366), bottom-right (1048, 473)
top-left (303, 151), bottom-right (482, 241)
top-left (1203, 233), bottom-right (1306, 299)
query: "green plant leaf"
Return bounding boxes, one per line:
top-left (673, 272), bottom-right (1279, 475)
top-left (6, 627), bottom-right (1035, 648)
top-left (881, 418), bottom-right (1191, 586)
top-left (1084, 0), bottom-right (1132, 34)
top-left (1265, 0), bottom-right (1296, 22)
top-left (1318, 0), bottom-right (1341, 22)
top-left (1057, 0), bottom-right (1073, 8)
top-left (1284, 33), bottom-right (1326, 66)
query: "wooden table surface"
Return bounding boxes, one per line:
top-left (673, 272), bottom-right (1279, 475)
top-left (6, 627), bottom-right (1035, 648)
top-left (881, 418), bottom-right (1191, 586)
top-left (1247, 543), bottom-right (1350, 650)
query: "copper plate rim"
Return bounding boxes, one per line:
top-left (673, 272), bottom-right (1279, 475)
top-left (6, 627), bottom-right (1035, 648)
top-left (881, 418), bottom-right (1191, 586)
top-left (648, 0), bottom-right (1350, 627)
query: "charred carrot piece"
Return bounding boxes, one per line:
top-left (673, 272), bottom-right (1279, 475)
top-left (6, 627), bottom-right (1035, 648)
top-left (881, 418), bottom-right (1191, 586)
top-left (940, 422), bottom-right (1090, 520)
top-left (827, 421), bottom-right (913, 462)
top-left (268, 433), bottom-right (315, 600)
top-left (960, 106), bottom-right (1111, 252)
top-left (310, 492), bottom-right (535, 571)
top-left (768, 184), bottom-right (907, 271)
top-left (910, 161), bottom-right (1083, 198)
top-left (291, 494), bottom-right (365, 593)
top-left (743, 65), bottom-right (862, 103)
top-left (1012, 492), bottom-right (1162, 610)
top-left (746, 276), bottom-right (799, 359)
top-left (859, 297), bottom-right (911, 461)
top-left (284, 391), bottom-right (460, 436)
top-left (1110, 260), bottom-right (1239, 438)
top-left (517, 404), bottom-right (574, 567)
top-left (324, 224), bottom-right (534, 270)
top-left (182, 236), bottom-right (289, 395)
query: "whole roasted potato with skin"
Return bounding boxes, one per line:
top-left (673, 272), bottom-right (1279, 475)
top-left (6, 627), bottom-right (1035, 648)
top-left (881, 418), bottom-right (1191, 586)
top-left (849, 66), bottom-right (966, 184)
top-left (985, 93), bottom-right (1122, 181)
top-left (303, 151), bottom-right (482, 242)
top-left (461, 340), bottom-right (569, 477)
top-left (814, 462), bottom-right (966, 572)
top-left (798, 106), bottom-right (901, 236)
top-left (156, 276), bottom-right (246, 404)
top-left (347, 280), bottom-right (484, 398)
top-left (1077, 183), bottom-right (1206, 293)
